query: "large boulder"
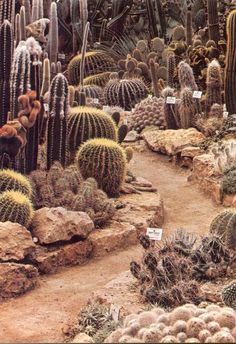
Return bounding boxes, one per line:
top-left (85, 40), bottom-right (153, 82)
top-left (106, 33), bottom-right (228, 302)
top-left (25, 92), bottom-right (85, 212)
top-left (0, 263), bottom-right (38, 300)
top-left (143, 128), bottom-right (205, 156)
top-left (31, 207), bottom-right (94, 245)
top-left (0, 222), bottom-right (35, 262)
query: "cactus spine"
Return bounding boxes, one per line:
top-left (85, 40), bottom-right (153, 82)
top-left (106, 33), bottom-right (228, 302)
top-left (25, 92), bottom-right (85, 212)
top-left (205, 59), bottom-right (222, 114)
top-left (207, 0), bottom-right (220, 44)
top-left (48, 2), bottom-right (58, 65)
top-left (46, 73), bottom-right (69, 170)
top-left (167, 54), bottom-right (177, 88)
top-left (0, 20), bottom-right (13, 127)
top-left (225, 10), bottom-right (236, 115)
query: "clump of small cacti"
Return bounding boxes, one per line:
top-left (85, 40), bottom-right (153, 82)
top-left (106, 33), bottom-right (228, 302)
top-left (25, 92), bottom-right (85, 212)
top-left (0, 190), bottom-right (33, 227)
top-left (105, 304), bottom-right (236, 343)
top-left (128, 96), bottom-right (165, 133)
top-left (76, 138), bottom-right (127, 197)
top-left (210, 209), bottom-right (236, 249)
top-left (222, 281), bottom-right (236, 310)
top-left (0, 169), bottom-right (32, 197)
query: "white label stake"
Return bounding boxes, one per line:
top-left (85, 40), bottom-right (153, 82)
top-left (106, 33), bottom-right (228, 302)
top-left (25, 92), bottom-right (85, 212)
top-left (193, 91), bottom-right (202, 99)
top-left (110, 304), bottom-right (120, 323)
top-left (166, 96), bottom-right (176, 104)
top-left (146, 228), bottom-right (163, 241)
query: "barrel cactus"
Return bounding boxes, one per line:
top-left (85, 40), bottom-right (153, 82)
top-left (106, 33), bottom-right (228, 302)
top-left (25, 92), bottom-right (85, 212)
top-left (76, 138), bottom-right (127, 197)
top-left (210, 210), bottom-right (236, 250)
top-left (67, 107), bottom-right (117, 158)
top-left (0, 190), bottom-right (33, 227)
top-left (0, 170), bottom-right (32, 197)
top-left (222, 282), bottom-right (236, 310)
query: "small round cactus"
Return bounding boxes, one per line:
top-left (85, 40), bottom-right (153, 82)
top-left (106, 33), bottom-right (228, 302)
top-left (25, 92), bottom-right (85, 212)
top-left (210, 210), bottom-right (236, 249)
top-left (0, 170), bottom-right (32, 197)
top-left (222, 282), bottom-right (236, 310)
top-left (0, 190), bottom-right (34, 227)
top-left (76, 138), bottom-right (127, 197)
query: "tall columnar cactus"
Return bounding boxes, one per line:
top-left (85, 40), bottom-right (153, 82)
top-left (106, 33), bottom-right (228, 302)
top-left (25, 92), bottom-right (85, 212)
top-left (48, 2), bottom-right (58, 65)
top-left (178, 61), bottom-right (198, 91)
top-left (0, 190), bottom-right (33, 227)
top-left (207, 0), bottom-right (220, 44)
top-left (0, 169), bottom-right (32, 197)
top-left (210, 210), bottom-right (236, 250)
top-left (19, 6), bottom-right (26, 41)
top-left (0, 0), bottom-right (15, 25)
top-left (149, 58), bottom-right (159, 97)
top-left (23, 0), bottom-right (32, 25)
top-left (167, 54), bottom-right (177, 88)
top-left (70, 0), bottom-right (88, 53)
top-left (205, 59), bottom-right (222, 114)
top-left (46, 73), bottom-right (69, 170)
top-left (186, 10), bottom-right (193, 46)
top-left (76, 138), bottom-right (127, 197)
top-left (225, 10), bottom-right (236, 115)
top-left (32, 0), bottom-right (43, 22)
top-left (0, 20), bottom-right (13, 127)
top-left (67, 107), bottom-right (117, 159)
top-left (162, 87), bottom-right (179, 129)
top-left (40, 58), bottom-right (50, 97)
top-left (10, 45), bottom-right (31, 119)
top-left (179, 87), bottom-right (197, 129)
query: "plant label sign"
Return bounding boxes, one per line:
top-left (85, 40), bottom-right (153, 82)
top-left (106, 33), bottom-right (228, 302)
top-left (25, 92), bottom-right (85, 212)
top-left (166, 96), bottom-right (176, 104)
top-left (124, 118), bottom-right (128, 125)
top-left (58, 53), bottom-right (66, 60)
top-left (44, 103), bottom-right (49, 112)
top-left (148, 94), bottom-right (153, 99)
top-left (147, 228), bottom-right (163, 241)
top-left (223, 111), bottom-right (229, 119)
top-left (193, 91), bottom-right (202, 99)
top-left (94, 98), bottom-right (99, 104)
top-left (103, 106), bottom-right (109, 112)
top-left (110, 304), bottom-right (120, 323)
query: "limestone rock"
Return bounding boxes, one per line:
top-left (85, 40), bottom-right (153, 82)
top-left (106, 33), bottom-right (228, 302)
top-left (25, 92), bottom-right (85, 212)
top-left (0, 263), bottom-right (38, 300)
top-left (143, 128), bottom-right (205, 156)
top-left (0, 222), bottom-right (35, 262)
top-left (32, 207), bottom-right (94, 245)
top-left (131, 177), bottom-right (153, 188)
top-left (181, 146), bottom-right (204, 158)
top-left (30, 241), bottom-right (93, 274)
top-left (71, 333), bottom-right (94, 343)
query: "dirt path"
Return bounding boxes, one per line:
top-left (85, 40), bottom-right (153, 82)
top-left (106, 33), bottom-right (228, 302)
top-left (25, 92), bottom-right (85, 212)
top-left (0, 148), bottom-right (224, 343)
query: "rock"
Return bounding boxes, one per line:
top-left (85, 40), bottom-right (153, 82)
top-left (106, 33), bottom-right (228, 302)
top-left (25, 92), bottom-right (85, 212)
top-left (0, 263), bottom-right (38, 300)
top-left (31, 207), bottom-right (94, 245)
top-left (71, 333), bottom-right (94, 343)
top-left (181, 146), bottom-right (204, 158)
top-left (124, 130), bottom-right (138, 142)
top-left (131, 177), bottom-right (153, 188)
top-left (29, 240), bottom-right (93, 274)
top-left (0, 222), bottom-right (35, 262)
top-left (143, 128), bottom-right (205, 156)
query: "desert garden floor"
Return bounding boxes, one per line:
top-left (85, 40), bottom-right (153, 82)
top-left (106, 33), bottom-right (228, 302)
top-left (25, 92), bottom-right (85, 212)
top-left (0, 147), bottom-right (225, 343)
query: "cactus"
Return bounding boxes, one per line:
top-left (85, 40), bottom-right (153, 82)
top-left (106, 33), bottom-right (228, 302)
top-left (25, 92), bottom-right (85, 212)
top-left (67, 106), bottom-right (117, 158)
top-left (172, 25), bottom-right (185, 41)
top-left (222, 282), bottom-right (236, 310)
top-left (19, 6), bottom-right (26, 41)
top-left (76, 138), bottom-right (127, 197)
top-left (40, 58), bottom-right (50, 97)
top-left (125, 147), bottom-right (133, 163)
top-left (68, 51), bottom-right (116, 85)
top-left (162, 87), bottom-right (179, 129)
top-left (23, 0), bottom-right (32, 25)
top-left (104, 78), bottom-right (148, 111)
top-left (149, 59), bottom-right (159, 97)
top-left (205, 60), bottom-right (222, 114)
top-left (48, 2), bottom-right (58, 65)
top-left (222, 166), bottom-right (236, 195)
top-left (0, 20), bottom-right (13, 127)
top-left (0, 169), bottom-right (32, 197)
top-left (0, 190), bottom-right (33, 227)
top-left (179, 87), bottom-right (197, 129)
top-left (167, 54), bottom-right (178, 88)
top-left (210, 209), bottom-right (236, 249)
top-left (46, 73), bottom-right (69, 170)
top-left (207, 0), bottom-right (220, 44)
top-left (83, 72), bottom-right (111, 88)
top-left (225, 10), bottom-right (236, 115)
top-left (32, 0), bottom-right (43, 22)
top-left (178, 61), bottom-right (198, 91)
top-left (75, 85), bottom-right (103, 100)
top-left (186, 10), bottom-right (193, 46)
top-left (0, 0), bottom-right (15, 25)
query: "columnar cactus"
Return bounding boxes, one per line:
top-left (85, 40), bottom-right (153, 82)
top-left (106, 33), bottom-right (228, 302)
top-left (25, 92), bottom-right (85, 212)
top-left (23, 0), bottom-right (32, 25)
top-left (0, 0), bottom-right (15, 25)
top-left (207, 0), bottom-right (220, 44)
top-left (19, 6), bottom-right (26, 41)
top-left (186, 10), bottom-right (193, 46)
top-left (167, 54), bottom-right (177, 88)
top-left (225, 10), bottom-right (236, 115)
top-left (179, 87), bottom-right (197, 129)
top-left (76, 138), bottom-right (127, 197)
top-left (10, 45), bottom-right (31, 118)
top-left (0, 20), bottom-right (13, 127)
top-left (210, 210), bottom-right (236, 250)
top-left (0, 169), bottom-right (32, 197)
top-left (162, 87), bottom-right (179, 129)
top-left (48, 2), bottom-right (58, 65)
top-left (40, 58), bottom-right (50, 97)
top-left (205, 60), bottom-right (222, 114)
top-left (0, 190), bottom-right (33, 227)
top-left (149, 58), bottom-right (159, 97)
top-left (178, 61), bottom-right (198, 91)
top-left (32, 0), bottom-right (43, 22)
top-left (46, 73), bottom-right (69, 170)
top-left (222, 282), bottom-right (236, 310)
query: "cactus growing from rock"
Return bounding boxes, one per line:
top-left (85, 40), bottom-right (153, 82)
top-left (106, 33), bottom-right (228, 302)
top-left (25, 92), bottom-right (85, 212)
top-left (0, 190), bottom-right (33, 227)
top-left (206, 59), bottom-right (222, 114)
top-left (48, 2), bottom-right (58, 65)
top-left (76, 138), bottom-right (127, 197)
top-left (207, 0), bottom-right (220, 44)
top-left (210, 210), bottom-right (236, 250)
top-left (222, 282), bottom-right (236, 310)
top-left (225, 10), bottom-right (236, 115)
top-left (67, 107), bottom-right (117, 158)
top-left (0, 169), bottom-right (32, 197)
top-left (46, 73), bottom-right (69, 170)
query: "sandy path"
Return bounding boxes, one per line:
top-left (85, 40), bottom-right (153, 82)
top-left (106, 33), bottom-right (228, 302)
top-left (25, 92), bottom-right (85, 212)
top-left (0, 148), bottom-right (224, 343)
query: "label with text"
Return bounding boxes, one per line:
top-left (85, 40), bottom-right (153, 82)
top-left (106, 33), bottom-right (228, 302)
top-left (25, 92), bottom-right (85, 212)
top-left (193, 91), bottom-right (202, 99)
top-left (166, 96), bottom-right (176, 104)
top-left (146, 228), bottom-right (163, 241)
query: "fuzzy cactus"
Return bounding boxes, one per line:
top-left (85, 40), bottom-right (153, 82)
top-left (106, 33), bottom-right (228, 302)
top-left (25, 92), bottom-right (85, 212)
top-left (0, 190), bottom-right (33, 227)
top-left (48, 2), bottom-right (58, 65)
top-left (225, 10), bottom-right (236, 115)
top-left (162, 87), bottom-right (179, 129)
top-left (210, 210), bottom-right (236, 249)
top-left (0, 20), bottom-right (13, 127)
top-left (178, 61), bottom-right (198, 91)
top-left (222, 282), bottom-right (236, 310)
top-left (179, 87), bottom-right (197, 129)
top-left (205, 59), bottom-right (222, 114)
top-left (46, 73), bottom-right (69, 170)
top-left (207, 0), bottom-right (220, 44)
top-left (67, 106), bottom-right (117, 158)
top-left (0, 169), bottom-right (32, 197)
top-left (76, 138), bottom-right (127, 197)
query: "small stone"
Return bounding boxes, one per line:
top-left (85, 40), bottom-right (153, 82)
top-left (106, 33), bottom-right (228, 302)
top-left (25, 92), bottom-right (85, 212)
top-left (71, 333), bottom-right (94, 343)
top-left (131, 177), bottom-right (153, 188)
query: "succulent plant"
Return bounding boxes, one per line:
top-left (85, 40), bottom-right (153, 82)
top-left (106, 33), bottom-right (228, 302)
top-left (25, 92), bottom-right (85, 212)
top-left (76, 138), bottom-right (127, 197)
top-left (48, 2), bottom-right (58, 65)
top-left (0, 190), bottom-right (33, 227)
top-left (210, 209), bottom-right (236, 249)
top-left (178, 61), bottom-right (198, 91)
top-left (222, 281), bottom-right (236, 310)
top-left (162, 87), bottom-right (179, 129)
top-left (205, 60), bottom-right (222, 114)
top-left (0, 169), bottom-right (32, 197)
top-left (178, 87), bottom-right (198, 129)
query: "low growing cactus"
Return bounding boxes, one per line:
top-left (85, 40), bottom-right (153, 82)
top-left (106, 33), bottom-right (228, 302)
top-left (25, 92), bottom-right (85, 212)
top-left (0, 169), bottom-right (32, 197)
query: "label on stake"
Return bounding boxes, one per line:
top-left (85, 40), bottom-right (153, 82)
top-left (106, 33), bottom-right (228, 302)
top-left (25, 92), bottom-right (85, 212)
top-left (193, 91), bottom-right (202, 99)
top-left (103, 106), bottom-right (109, 112)
top-left (44, 103), bottom-right (49, 112)
top-left (146, 228), bottom-right (163, 241)
top-left (110, 304), bottom-right (120, 323)
top-left (223, 111), bottom-right (229, 119)
top-left (166, 96), bottom-right (176, 104)
top-left (58, 53), bottom-right (66, 60)
top-left (94, 98), bottom-right (99, 104)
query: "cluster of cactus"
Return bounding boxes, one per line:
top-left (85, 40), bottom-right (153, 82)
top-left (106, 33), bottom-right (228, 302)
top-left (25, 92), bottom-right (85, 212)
top-left (106, 304), bottom-right (236, 343)
top-left (129, 96), bottom-right (166, 133)
top-left (210, 209), bottom-right (236, 249)
top-left (76, 138), bottom-right (127, 197)
top-left (103, 78), bottom-right (148, 111)
top-left (130, 229), bottom-right (233, 308)
top-left (222, 281), bottom-right (236, 310)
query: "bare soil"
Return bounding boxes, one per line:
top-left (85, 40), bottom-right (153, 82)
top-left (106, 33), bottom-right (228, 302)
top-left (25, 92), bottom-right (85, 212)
top-left (0, 147), bottom-right (224, 343)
